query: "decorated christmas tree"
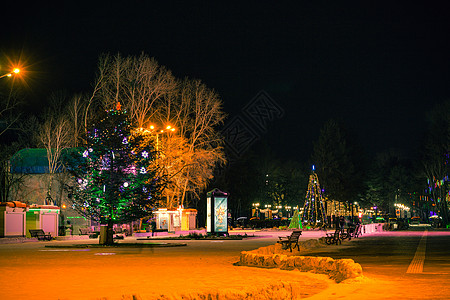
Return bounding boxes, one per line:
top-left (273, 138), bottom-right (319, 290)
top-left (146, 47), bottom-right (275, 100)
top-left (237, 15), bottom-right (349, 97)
top-left (302, 165), bottom-right (327, 228)
top-left (63, 103), bottom-right (165, 244)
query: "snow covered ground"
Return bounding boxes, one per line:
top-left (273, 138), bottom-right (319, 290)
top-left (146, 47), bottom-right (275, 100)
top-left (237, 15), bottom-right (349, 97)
top-left (0, 227), bottom-right (445, 299)
top-left (0, 231), bottom-right (336, 299)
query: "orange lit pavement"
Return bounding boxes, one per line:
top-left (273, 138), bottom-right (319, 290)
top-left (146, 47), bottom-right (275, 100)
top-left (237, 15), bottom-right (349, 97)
top-left (0, 228), bottom-right (449, 299)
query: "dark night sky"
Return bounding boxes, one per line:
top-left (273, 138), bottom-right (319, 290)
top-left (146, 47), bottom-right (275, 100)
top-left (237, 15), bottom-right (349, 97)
top-left (2, 2), bottom-right (450, 161)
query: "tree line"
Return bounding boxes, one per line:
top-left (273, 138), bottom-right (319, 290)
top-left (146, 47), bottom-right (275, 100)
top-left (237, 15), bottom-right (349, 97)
top-left (1, 52), bottom-right (448, 227)
top-left (215, 102), bottom-right (449, 226)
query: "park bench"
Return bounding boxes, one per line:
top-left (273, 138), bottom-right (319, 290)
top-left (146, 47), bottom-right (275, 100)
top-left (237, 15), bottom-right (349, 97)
top-left (151, 228), bottom-right (168, 236)
top-left (325, 229), bottom-right (341, 245)
top-left (341, 227), bottom-right (354, 241)
top-left (29, 229), bottom-right (52, 241)
top-left (79, 227), bottom-right (99, 238)
top-left (343, 224), bottom-right (363, 240)
top-left (277, 230), bottom-right (302, 252)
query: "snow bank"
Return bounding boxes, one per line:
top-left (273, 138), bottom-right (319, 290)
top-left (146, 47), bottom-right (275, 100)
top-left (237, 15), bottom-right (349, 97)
top-left (237, 240), bottom-right (363, 283)
top-left (146, 281), bottom-right (319, 300)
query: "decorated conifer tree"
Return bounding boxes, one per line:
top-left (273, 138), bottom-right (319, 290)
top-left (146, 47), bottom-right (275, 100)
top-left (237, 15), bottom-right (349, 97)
top-left (302, 165), bottom-right (327, 228)
top-left (63, 103), bottom-right (165, 244)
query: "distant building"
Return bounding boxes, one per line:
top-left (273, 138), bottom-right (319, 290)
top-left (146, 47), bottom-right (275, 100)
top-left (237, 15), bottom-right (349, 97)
top-left (9, 148), bottom-right (88, 235)
top-left (9, 148), bottom-right (66, 205)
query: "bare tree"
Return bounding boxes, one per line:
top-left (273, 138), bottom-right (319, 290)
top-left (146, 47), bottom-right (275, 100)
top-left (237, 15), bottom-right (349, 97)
top-left (155, 78), bottom-right (227, 208)
top-left (0, 143), bottom-right (27, 203)
top-left (84, 55), bottom-right (109, 131)
top-left (66, 94), bottom-right (86, 147)
top-left (87, 53), bottom-right (226, 209)
top-left (0, 83), bottom-right (22, 137)
top-left (91, 53), bottom-right (177, 128)
top-left (421, 100), bottom-right (450, 225)
top-left (38, 114), bottom-right (70, 205)
top-left (0, 80), bottom-right (31, 203)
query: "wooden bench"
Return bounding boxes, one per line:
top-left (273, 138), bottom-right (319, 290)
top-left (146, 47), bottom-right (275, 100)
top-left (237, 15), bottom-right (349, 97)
top-left (79, 227), bottom-right (99, 238)
top-left (29, 229), bottom-right (52, 241)
top-left (340, 227), bottom-right (353, 241)
top-left (353, 224), bottom-right (362, 238)
top-left (342, 224), bottom-right (362, 240)
top-left (150, 228), bottom-right (168, 236)
top-left (325, 229), bottom-right (342, 245)
top-left (277, 230), bottom-right (302, 252)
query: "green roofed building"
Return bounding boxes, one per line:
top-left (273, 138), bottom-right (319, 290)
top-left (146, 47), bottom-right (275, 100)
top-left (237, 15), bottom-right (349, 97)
top-left (8, 148), bottom-right (66, 205)
top-left (10, 148), bottom-right (64, 174)
top-left (8, 148), bottom-right (90, 234)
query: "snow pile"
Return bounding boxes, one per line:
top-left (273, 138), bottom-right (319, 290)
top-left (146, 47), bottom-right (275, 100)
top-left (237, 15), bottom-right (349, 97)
top-left (150, 280), bottom-right (321, 300)
top-left (238, 240), bottom-right (363, 283)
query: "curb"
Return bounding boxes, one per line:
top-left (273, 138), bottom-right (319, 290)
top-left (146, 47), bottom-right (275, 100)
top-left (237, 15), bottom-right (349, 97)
top-left (44, 242), bottom-right (188, 248)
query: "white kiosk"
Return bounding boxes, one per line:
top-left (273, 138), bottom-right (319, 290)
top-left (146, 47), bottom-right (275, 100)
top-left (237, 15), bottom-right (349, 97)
top-left (26, 204), bottom-right (60, 237)
top-left (154, 207), bottom-right (197, 232)
top-left (0, 201), bottom-right (27, 237)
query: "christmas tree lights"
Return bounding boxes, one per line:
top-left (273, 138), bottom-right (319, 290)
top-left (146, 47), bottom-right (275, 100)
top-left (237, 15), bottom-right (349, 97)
top-left (302, 165), bottom-right (327, 227)
top-left (63, 105), bottom-right (165, 243)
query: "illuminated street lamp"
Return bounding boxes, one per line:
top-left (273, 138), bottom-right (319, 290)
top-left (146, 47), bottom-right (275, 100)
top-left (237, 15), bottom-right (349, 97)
top-left (394, 203), bottom-right (410, 218)
top-left (137, 124), bottom-right (176, 151)
top-left (0, 68), bottom-right (20, 79)
top-left (252, 203), bottom-right (260, 218)
top-left (149, 124), bottom-right (176, 151)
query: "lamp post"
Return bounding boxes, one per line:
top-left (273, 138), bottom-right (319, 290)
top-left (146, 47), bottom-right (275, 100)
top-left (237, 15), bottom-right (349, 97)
top-left (264, 204), bottom-right (272, 219)
top-left (252, 203), bottom-right (260, 218)
top-left (148, 125), bottom-right (175, 151)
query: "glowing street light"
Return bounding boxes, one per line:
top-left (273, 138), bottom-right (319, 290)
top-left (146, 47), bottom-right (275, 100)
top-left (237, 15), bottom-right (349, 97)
top-left (0, 68), bottom-right (20, 79)
top-left (165, 125), bottom-right (175, 132)
top-left (137, 124), bottom-right (176, 152)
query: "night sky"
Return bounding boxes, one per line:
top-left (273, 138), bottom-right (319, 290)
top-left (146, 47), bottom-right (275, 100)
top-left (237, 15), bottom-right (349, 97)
top-left (2, 2), bottom-right (450, 162)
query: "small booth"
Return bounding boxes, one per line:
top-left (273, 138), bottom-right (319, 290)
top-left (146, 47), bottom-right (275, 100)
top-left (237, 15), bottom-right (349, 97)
top-left (181, 209), bottom-right (197, 231)
top-left (26, 205), bottom-right (60, 237)
top-left (154, 207), bottom-right (197, 232)
top-left (0, 201), bottom-right (27, 237)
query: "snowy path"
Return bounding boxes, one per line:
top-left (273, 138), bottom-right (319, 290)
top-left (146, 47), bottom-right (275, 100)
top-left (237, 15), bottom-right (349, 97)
top-left (0, 233), bottom-right (334, 299)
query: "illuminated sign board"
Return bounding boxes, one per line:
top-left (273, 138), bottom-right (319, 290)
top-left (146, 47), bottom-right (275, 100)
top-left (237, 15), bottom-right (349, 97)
top-left (214, 197), bottom-right (227, 233)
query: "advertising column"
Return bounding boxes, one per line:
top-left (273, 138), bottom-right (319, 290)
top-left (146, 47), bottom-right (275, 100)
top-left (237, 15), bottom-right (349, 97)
top-left (206, 189), bottom-right (228, 235)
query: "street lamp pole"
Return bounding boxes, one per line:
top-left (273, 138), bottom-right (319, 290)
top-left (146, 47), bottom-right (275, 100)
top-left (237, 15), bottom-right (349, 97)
top-left (147, 125), bottom-right (176, 152)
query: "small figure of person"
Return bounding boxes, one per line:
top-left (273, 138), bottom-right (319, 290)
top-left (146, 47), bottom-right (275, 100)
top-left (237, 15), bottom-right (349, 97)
top-left (151, 219), bottom-right (157, 237)
top-left (339, 216), bottom-right (345, 231)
